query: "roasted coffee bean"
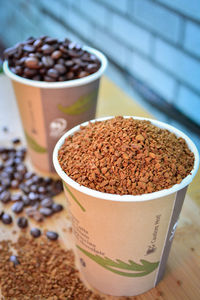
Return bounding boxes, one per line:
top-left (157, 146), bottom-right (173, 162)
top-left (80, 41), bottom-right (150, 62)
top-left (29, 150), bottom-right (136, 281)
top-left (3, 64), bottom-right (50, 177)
top-left (14, 157), bottom-right (23, 165)
top-left (12, 201), bottom-right (24, 213)
top-left (23, 45), bottom-right (35, 52)
top-left (51, 50), bottom-right (62, 59)
top-left (38, 186), bottom-right (46, 194)
top-left (86, 63), bottom-right (99, 73)
top-left (19, 183), bottom-right (30, 194)
top-left (47, 68), bottom-right (59, 79)
top-left (44, 75), bottom-right (55, 82)
top-left (25, 179), bottom-right (34, 187)
top-left (11, 193), bottom-right (22, 202)
top-left (22, 195), bottom-right (30, 206)
top-left (33, 211), bottom-right (44, 222)
top-left (12, 137), bottom-right (21, 144)
top-left (54, 64), bottom-right (66, 74)
top-left (14, 173), bottom-right (24, 182)
top-left (24, 67), bottom-right (37, 77)
top-left (30, 184), bottom-right (38, 193)
top-left (52, 203), bottom-right (63, 213)
top-left (0, 171), bottom-right (11, 179)
top-left (4, 36), bottom-right (101, 82)
top-left (3, 47), bottom-right (17, 58)
top-left (66, 71), bottom-right (74, 80)
top-left (4, 158), bottom-right (15, 167)
top-left (58, 58), bottom-right (65, 65)
top-left (1, 153), bottom-right (9, 161)
top-left (30, 227), bottom-right (41, 238)
top-left (24, 172), bottom-right (34, 180)
top-left (32, 74), bottom-right (42, 81)
top-left (33, 39), bottom-right (42, 48)
top-left (44, 177), bottom-right (53, 185)
top-left (39, 207), bottom-right (53, 216)
top-left (28, 192), bottom-right (39, 202)
top-left (71, 64), bottom-right (80, 72)
top-left (0, 147), bottom-right (7, 154)
top-left (17, 216), bottom-right (28, 228)
top-left (9, 255), bottom-right (20, 266)
top-left (1, 178), bottom-right (11, 189)
top-left (0, 190), bottom-right (11, 203)
top-left (16, 164), bottom-right (27, 174)
top-left (25, 207), bottom-right (37, 217)
top-left (46, 231), bottom-right (59, 241)
top-left (41, 56), bottom-right (54, 67)
top-left (1, 213), bottom-right (12, 224)
top-left (0, 186), bottom-right (5, 193)
top-left (25, 57), bottom-right (39, 69)
top-left (78, 71), bottom-right (89, 78)
top-left (41, 197), bottom-right (53, 208)
top-left (11, 180), bottom-right (20, 189)
top-left (41, 44), bottom-right (54, 54)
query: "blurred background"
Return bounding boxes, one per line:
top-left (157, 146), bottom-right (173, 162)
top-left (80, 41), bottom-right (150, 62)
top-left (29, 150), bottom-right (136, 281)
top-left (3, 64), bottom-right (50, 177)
top-left (0, 0), bottom-right (199, 148)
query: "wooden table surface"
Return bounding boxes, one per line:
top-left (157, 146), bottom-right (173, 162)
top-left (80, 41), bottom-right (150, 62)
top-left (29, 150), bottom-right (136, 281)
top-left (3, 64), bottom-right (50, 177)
top-left (0, 75), bottom-right (200, 300)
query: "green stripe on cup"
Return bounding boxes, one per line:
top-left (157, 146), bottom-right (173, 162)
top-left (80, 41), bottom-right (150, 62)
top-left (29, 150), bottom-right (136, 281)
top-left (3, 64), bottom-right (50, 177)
top-left (77, 245), bottom-right (159, 277)
top-left (25, 132), bottom-right (47, 153)
top-left (63, 181), bottom-right (86, 212)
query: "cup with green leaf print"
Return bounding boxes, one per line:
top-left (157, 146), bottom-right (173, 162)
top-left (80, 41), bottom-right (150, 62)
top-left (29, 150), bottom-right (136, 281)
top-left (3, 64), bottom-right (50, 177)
top-left (53, 116), bottom-right (199, 296)
top-left (3, 47), bottom-right (107, 172)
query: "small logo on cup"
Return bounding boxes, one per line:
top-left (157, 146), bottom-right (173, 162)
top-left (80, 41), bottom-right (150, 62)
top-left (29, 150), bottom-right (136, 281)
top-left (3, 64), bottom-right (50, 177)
top-left (49, 118), bottom-right (67, 138)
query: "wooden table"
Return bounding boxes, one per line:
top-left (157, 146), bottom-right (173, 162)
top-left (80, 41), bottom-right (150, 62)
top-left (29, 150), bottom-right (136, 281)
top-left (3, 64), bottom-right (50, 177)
top-left (0, 75), bottom-right (200, 299)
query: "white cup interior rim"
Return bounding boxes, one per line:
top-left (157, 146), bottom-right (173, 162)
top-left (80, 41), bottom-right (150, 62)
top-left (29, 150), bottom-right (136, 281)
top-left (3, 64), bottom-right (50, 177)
top-left (53, 116), bottom-right (199, 202)
top-left (3, 46), bottom-right (107, 89)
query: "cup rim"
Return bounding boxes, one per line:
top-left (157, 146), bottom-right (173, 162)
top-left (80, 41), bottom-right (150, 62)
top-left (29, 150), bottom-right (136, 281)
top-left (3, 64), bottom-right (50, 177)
top-left (3, 46), bottom-right (107, 89)
top-left (53, 116), bottom-right (199, 202)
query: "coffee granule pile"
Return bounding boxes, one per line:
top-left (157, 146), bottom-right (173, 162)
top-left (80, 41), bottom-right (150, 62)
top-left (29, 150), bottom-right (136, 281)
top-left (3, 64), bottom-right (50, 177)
top-left (58, 116), bottom-right (194, 195)
top-left (0, 236), bottom-right (104, 300)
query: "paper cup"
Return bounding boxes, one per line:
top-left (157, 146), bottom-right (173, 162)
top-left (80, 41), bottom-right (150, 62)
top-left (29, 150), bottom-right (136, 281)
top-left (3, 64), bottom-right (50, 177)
top-left (53, 116), bottom-right (199, 296)
top-left (3, 47), bottom-right (107, 173)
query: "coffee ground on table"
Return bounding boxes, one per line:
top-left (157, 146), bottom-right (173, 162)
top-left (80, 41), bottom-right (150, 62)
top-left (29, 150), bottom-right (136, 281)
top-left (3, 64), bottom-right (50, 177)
top-left (58, 116), bottom-right (194, 195)
top-left (0, 236), bottom-right (105, 300)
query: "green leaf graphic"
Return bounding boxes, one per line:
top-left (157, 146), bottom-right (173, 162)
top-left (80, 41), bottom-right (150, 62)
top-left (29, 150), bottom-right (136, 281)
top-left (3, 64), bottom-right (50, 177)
top-left (77, 245), bottom-right (159, 277)
top-left (57, 90), bottom-right (97, 115)
top-left (63, 182), bottom-right (86, 212)
top-left (25, 132), bottom-right (47, 153)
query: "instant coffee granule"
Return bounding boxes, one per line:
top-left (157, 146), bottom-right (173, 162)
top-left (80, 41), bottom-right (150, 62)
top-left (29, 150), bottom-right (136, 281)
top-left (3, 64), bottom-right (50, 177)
top-left (0, 236), bottom-right (105, 300)
top-left (58, 116), bottom-right (194, 195)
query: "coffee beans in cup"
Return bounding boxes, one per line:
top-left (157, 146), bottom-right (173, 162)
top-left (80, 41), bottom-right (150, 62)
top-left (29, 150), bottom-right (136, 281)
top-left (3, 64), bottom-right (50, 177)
top-left (3, 36), bottom-right (101, 82)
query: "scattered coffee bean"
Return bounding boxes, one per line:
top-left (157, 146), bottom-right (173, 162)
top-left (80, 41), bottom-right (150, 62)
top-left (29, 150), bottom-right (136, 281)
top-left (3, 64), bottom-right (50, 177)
top-left (11, 179), bottom-right (20, 189)
top-left (0, 190), bottom-right (11, 203)
top-left (41, 197), bottom-right (53, 208)
top-left (46, 231), bottom-right (59, 241)
top-left (12, 201), bottom-right (24, 213)
top-left (30, 227), bottom-right (41, 238)
top-left (11, 193), bottom-right (22, 202)
top-left (1, 213), bottom-right (12, 224)
top-left (9, 255), bottom-right (20, 266)
top-left (12, 137), bottom-right (21, 144)
top-left (22, 195), bottom-right (30, 206)
top-left (52, 203), bottom-right (63, 213)
top-left (39, 207), bottom-right (53, 217)
top-left (17, 216), bottom-right (28, 228)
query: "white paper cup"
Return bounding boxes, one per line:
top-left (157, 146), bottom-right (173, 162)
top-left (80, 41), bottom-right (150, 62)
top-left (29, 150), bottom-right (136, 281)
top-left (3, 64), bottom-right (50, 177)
top-left (3, 47), bottom-right (107, 173)
top-left (53, 116), bottom-right (199, 296)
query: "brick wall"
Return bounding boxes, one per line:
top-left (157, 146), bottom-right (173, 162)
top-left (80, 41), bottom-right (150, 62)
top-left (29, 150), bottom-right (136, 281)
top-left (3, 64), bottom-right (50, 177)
top-left (0, 0), bottom-right (200, 125)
